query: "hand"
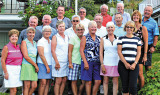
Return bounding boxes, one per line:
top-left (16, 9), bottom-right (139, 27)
top-left (130, 63), bottom-right (136, 70)
top-left (149, 47), bottom-right (155, 53)
top-left (68, 64), bottom-right (73, 69)
top-left (84, 62), bottom-right (89, 70)
top-left (46, 66), bottom-right (50, 73)
top-left (142, 56), bottom-right (147, 65)
top-left (35, 65), bottom-right (39, 73)
top-left (55, 63), bottom-right (60, 70)
top-left (101, 64), bottom-right (106, 74)
top-left (124, 63), bottom-right (131, 69)
top-left (4, 73), bottom-right (9, 80)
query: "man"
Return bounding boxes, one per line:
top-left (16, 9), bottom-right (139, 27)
top-left (114, 12), bottom-right (126, 37)
top-left (50, 6), bottom-right (72, 30)
top-left (78, 7), bottom-right (90, 35)
top-left (142, 5), bottom-right (159, 70)
top-left (18, 16), bottom-right (42, 45)
top-left (100, 4), bottom-right (112, 27)
top-left (94, 13), bottom-right (107, 38)
top-left (112, 3), bottom-right (131, 24)
top-left (36, 15), bottom-right (57, 40)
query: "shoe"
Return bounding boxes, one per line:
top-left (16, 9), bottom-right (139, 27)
top-left (100, 85), bottom-right (104, 94)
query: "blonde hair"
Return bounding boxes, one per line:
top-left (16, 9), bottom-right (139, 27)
top-left (106, 21), bottom-right (115, 28)
top-left (26, 27), bottom-right (36, 33)
top-left (131, 10), bottom-right (142, 23)
top-left (56, 21), bottom-right (65, 28)
top-left (76, 24), bottom-right (85, 30)
top-left (124, 21), bottom-right (137, 32)
top-left (8, 29), bottom-right (19, 37)
top-left (88, 21), bottom-right (97, 28)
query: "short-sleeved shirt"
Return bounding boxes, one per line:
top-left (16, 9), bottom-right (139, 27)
top-left (36, 25), bottom-right (57, 40)
top-left (142, 17), bottom-right (159, 45)
top-left (69, 35), bottom-right (81, 65)
top-left (112, 12), bottom-right (131, 25)
top-left (114, 24), bottom-right (126, 37)
top-left (80, 18), bottom-right (90, 35)
top-left (18, 28), bottom-right (42, 44)
top-left (101, 14), bottom-right (112, 27)
top-left (64, 27), bottom-right (76, 39)
top-left (50, 17), bottom-right (72, 30)
top-left (96, 26), bottom-right (107, 38)
top-left (83, 33), bottom-right (101, 62)
top-left (37, 37), bottom-right (52, 65)
top-left (117, 36), bottom-right (141, 63)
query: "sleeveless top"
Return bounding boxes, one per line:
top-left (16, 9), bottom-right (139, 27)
top-left (5, 42), bottom-right (23, 65)
top-left (84, 33), bottom-right (100, 62)
top-left (22, 38), bottom-right (37, 64)
top-left (133, 26), bottom-right (144, 47)
top-left (55, 33), bottom-right (69, 63)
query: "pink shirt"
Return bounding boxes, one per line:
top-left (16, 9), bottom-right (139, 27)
top-left (101, 14), bottom-right (112, 27)
top-left (5, 42), bottom-right (23, 65)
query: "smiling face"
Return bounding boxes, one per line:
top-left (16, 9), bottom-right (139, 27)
top-left (78, 9), bottom-right (86, 19)
top-left (117, 3), bottom-right (124, 14)
top-left (56, 6), bottom-right (65, 17)
top-left (42, 15), bottom-right (51, 26)
top-left (57, 23), bottom-right (65, 34)
top-left (28, 18), bottom-right (38, 28)
top-left (101, 6), bottom-right (108, 16)
top-left (9, 34), bottom-right (18, 44)
top-left (27, 30), bottom-right (35, 40)
top-left (72, 17), bottom-right (80, 27)
top-left (115, 14), bottom-right (123, 25)
top-left (89, 24), bottom-right (97, 34)
top-left (144, 6), bottom-right (153, 18)
top-left (76, 27), bottom-right (84, 37)
top-left (132, 13), bottom-right (140, 22)
top-left (43, 28), bottom-right (51, 38)
top-left (94, 15), bottom-right (103, 26)
top-left (125, 25), bottom-right (135, 34)
top-left (106, 26), bottom-right (115, 35)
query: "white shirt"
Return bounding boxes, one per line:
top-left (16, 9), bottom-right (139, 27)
top-left (80, 18), bottom-right (90, 35)
top-left (96, 26), bottom-right (107, 38)
top-left (37, 37), bottom-right (52, 65)
top-left (64, 27), bottom-right (76, 39)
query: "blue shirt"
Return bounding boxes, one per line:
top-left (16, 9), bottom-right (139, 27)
top-left (142, 17), bottom-right (159, 45)
top-left (114, 24), bottom-right (126, 37)
top-left (50, 17), bottom-right (72, 30)
top-left (36, 25), bottom-right (57, 40)
top-left (112, 12), bottom-right (131, 25)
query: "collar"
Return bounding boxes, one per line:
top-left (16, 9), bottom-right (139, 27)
top-left (9, 42), bottom-right (18, 48)
top-left (41, 37), bottom-right (50, 42)
top-left (105, 35), bottom-right (117, 39)
top-left (56, 17), bottom-right (65, 20)
top-left (142, 16), bottom-right (152, 22)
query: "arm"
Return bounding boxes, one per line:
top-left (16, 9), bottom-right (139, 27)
top-left (21, 41), bottom-right (39, 72)
top-left (1, 46), bottom-right (9, 80)
top-left (142, 26), bottom-right (148, 64)
top-left (149, 36), bottom-right (158, 53)
top-left (37, 46), bottom-right (50, 73)
top-left (68, 44), bottom-right (73, 69)
top-left (80, 36), bottom-right (89, 70)
top-left (51, 35), bottom-right (60, 70)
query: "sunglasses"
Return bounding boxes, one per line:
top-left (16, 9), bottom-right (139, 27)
top-left (79, 11), bottom-right (85, 13)
top-left (73, 20), bottom-right (79, 22)
top-left (126, 26), bottom-right (134, 29)
top-left (77, 29), bottom-right (84, 31)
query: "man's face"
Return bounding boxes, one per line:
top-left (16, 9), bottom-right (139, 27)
top-left (42, 15), bottom-right (51, 26)
top-left (101, 6), bottom-right (108, 15)
top-left (94, 15), bottom-right (102, 25)
top-left (115, 14), bottom-right (123, 25)
top-left (78, 9), bottom-right (86, 18)
top-left (56, 7), bottom-right (65, 17)
top-left (28, 18), bottom-right (38, 28)
top-left (117, 4), bottom-right (124, 13)
top-left (144, 6), bottom-right (152, 18)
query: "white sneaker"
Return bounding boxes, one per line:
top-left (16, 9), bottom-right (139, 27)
top-left (100, 85), bottom-right (104, 94)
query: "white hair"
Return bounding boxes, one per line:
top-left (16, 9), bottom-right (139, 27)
top-left (79, 7), bottom-right (86, 13)
top-left (117, 3), bottom-right (124, 8)
top-left (29, 16), bottom-right (38, 24)
top-left (71, 15), bottom-right (80, 21)
top-left (42, 25), bottom-right (52, 32)
top-left (94, 13), bottom-right (103, 21)
top-left (100, 4), bottom-right (108, 10)
top-left (106, 21), bottom-right (115, 28)
top-left (42, 15), bottom-right (51, 21)
top-left (88, 21), bottom-right (97, 28)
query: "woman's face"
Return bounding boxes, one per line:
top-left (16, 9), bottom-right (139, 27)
top-left (132, 13), bottom-right (140, 22)
top-left (106, 26), bottom-right (115, 35)
top-left (27, 30), bottom-right (35, 40)
top-left (43, 28), bottom-right (51, 38)
top-left (76, 27), bottom-right (84, 37)
top-left (57, 23), bottom-right (65, 34)
top-left (89, 25), bottom-right (97, 34)
top-left (9, 34), bottom-right (18, 44)
top-left (125, 24), bottom-right (135, 34)
top-left (72, 17), bottom-right (80, 27)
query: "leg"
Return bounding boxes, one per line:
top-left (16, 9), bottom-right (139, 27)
top-left (29, 81), bottom-right (37, 95)
top-left (71, 80), bottom-right (78, 95)
top-left (10, 88), bottom-right (17, 95)
top-left (103, 76), bottom-right (109, 95)
top-left (44, 79), bottom-right (50, 95)
top-left (38, 79), bottom-right (47, 95)
top-left (92, 80), bottom-right (101, 95)
top-left (85, 81), bottom-right (92, 95)
top-left (59, 77), bottom-right (67, 95)
top-left (23, 81), bottom-right (31, 95)
top-left (139, 64), bottom-right (144, 88)
top-left (54, 77), bottom-right (62, 95)
top-left (78, 80), bottom-right (85, 95)
top-left (112, 77), bottom-right (118, 95)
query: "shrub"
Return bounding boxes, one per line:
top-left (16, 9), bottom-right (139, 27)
top-left (155, 40), bottom-right (160, 53)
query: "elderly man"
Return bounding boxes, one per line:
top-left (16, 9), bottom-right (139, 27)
top-left (142, 5), bottom-right (159, 70)
top-left (50, 6), bottom-right (72, 30)
top-left (94, 13), bottom-right (107, 38)
top-left (100, 4), bottom-right (112, 27)
top-left (78, 7), bottom-right (90, 35)
top-left (112, 3), bottom-right (131, 24)
top-left (18, 16), bottom-right (42, 45)
top-left (114, 12), bottom-right (126, 37)
top-left (36, 15), bottom-right (57, 40)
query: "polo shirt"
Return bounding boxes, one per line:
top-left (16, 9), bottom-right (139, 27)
top-left (101, 14), bottom-right (112, 27)
top-left (80, 18), bottom-right (90, 35)
top-left (96, 26), bottom-right (107, 37)
top-left (64, 27), bottom-right (76, 39)
top-left (114, 24), bottom-right (126, 37)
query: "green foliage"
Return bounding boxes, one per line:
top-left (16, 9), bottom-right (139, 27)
top-left (155, 40), bottom-right (160, 52)
top-left (124, 0), bottom-right (143, 10)
top-left (0, 92), bottom-right (9, 95)
top-left (18, 0), bottom-right (74, 27)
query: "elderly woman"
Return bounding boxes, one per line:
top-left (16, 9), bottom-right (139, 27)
top-left (1, 29), bottom-right (23, 95)
top-left (100, 22), bottom-right (119, 95)
top-left (68, 23), bottom-right (85, 95)
top-left (131, 10), bottom-right (148, 89)
top-left (51, 21), bottom-right (68, 95)
top-left (20, 27), bottom-right (39, 95)
top-left (117, 21), bottom-right (141, 95)
top-left (37, 25), bottom-right (52, 95)
top-left (80, 21), bottom-right (101, 95)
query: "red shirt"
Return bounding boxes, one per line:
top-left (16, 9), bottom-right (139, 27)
top-left (101, 14), bottom-right (112, 27)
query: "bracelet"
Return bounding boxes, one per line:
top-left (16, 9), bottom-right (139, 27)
top-left (144, 52), bottom-right (147, 54)
top-left (134, 62), bottom-right (138, 64)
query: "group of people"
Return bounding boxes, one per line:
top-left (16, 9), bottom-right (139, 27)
top-left (1, 2), bottom-right (159, 95)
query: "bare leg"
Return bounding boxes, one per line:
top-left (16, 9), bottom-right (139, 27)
top-left (103, 76), bottom-right (109, 95)
top-left (112, 77), bottom-right (118, 95)
top-left (123, 93), bottom-right (129, 95)
top-left (10, 88), bottom-right (17, 95)
top-left (72, 80), bottom-right (77, 95)
top-left (85, 81), bottom-right (92, 95)
top-left (44, 80), bottom-right (50, 95)
top-left (54, 77), bottom-right (62, 95)
top-left (78, 80), bottom-right (85, 95)
top-left (139, 64), bottom-right (144, 89)
top-left (38, 79), bottom-right (46, 95)
top-left (29, 81), bottom-right (37, 95)
top-left (92, 80), bottom-right (101, 95)
top-left (23, 81), bottom-right (31, 95)
top-left (59, 77), bottom-right (67, 95)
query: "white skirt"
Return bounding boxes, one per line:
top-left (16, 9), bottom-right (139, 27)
top-left (4, 65), bottom-right (22, 88)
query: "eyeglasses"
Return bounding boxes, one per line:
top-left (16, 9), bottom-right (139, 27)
top-left (126, 26), bottom-right (134, 29)
top-left (73, 20), bottom-right (79, 22)
top-left (77, 29), bottom-right (84, 31)
top-left (79, 11), bottom-right (85, 13)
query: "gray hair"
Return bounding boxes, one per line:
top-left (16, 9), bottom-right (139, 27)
top-left (114, 12), bottom-right (123, 18)
top-left (117, 3), bottom-right (124, 8)
top-left (29, 16), bottom-right (38, 24)
top-left (42, 25), bottom-right (52, 33)
top-left (94, 13), bottom-right (103, 21)
top-left (100, 4), bottom-right (108, 10)
top-left (42, 15), bottom-right (51, 21)
top-left (79, 7), bottom-right (86, 13)
top-left (144, 5), bottom-right (153, 11)
top-left (71, 15), bottom-right (80, 21)
top-left (106, 21), bottom-right (115, 28)
top-left (26, 27), bottom-right (35, 33)
top-left (88, 21), bottom-right (97, 28)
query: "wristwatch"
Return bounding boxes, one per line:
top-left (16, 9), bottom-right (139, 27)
top-left (152, 45), bottom-right (156, 48)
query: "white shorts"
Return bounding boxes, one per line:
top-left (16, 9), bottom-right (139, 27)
top-left (4, 65), bottom-right (22, 88)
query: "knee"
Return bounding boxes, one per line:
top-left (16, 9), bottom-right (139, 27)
top-left (62, 77), bottom-right (67, 82)
top-left (95, 80), bottom-right (101, 85)
top-left (103, 80), bottom-right (109, 85)
top-left (24, 83), bottom-right (31, 89)
top-left (10, 88), bottom-right (17, 94)
top-left (139, 71), bottom-right (144, 77)
top-left (55, 78), bottom-right (63, 85)
top-left (112, 78), bottom-right (118, 85)
top-left (86, 81), bottom-right (92, 86)
top-left (32, 82), bottom-right (37, 89)
top-left (40, 81), bottom-right (47, 87)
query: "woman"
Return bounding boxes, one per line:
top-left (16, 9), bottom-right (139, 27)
top-left (117, 21), bottom-right (141, 95)
top-left (1, 29), bottom-right (23, 95)
top-left (20, 27), bottom-right (39, 95)
top-left (68, 24), bottom-right (85, 95)
top-left (51, 21), bottom-right (68, 95)
top-left (37, 25), bottom-right (52, 95)
top-left (131, 10), bottom-right (148, 89)
top-left (80, 21), bottom-right (101, 95)
top-left (100, 22), bottom-right (119, 95)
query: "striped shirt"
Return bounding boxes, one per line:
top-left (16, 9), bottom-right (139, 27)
top-left (117, 36), bottom-right (141, 63)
